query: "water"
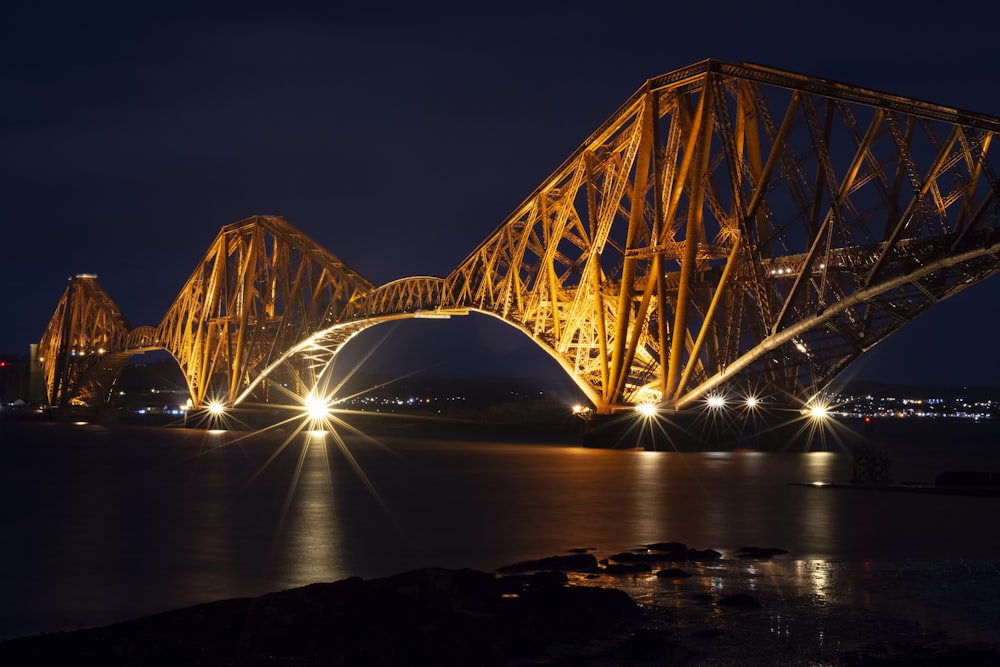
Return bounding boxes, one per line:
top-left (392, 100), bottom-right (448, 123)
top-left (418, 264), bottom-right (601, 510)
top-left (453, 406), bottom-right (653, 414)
top-left (0, 416), bottom-right (999, 644)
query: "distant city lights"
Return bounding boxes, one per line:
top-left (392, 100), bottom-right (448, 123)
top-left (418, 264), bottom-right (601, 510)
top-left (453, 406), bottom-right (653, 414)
top-left (48, 375), bottom-right (1000, 427)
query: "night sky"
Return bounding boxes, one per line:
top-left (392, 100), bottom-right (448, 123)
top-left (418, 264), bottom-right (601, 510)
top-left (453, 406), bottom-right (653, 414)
top-left (5, 1), bottom-right (1000, 387)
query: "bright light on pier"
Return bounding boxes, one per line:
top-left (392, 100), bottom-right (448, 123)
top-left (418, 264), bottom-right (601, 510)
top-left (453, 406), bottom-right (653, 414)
top-left (304, 393), bottom-right (331, 421)
top-left (635, 403), bottom-right (658, 417)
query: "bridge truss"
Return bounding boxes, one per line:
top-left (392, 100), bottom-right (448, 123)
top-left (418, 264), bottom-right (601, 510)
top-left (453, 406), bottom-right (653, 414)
top-left (37, 60), bottom-right (1000, 415)
top-left (444, 60), bottom-right (1000, 413)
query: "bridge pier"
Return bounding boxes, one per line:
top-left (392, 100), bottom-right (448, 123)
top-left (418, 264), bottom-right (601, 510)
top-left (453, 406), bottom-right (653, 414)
top-left (48, 405), bottom-right (120, 424)
top-left (582, 406), bottom-right (869, 452)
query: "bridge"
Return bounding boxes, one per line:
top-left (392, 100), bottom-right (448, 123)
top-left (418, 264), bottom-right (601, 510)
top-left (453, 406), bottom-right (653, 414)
top-left (36, 59), bottom-right (1000, 419)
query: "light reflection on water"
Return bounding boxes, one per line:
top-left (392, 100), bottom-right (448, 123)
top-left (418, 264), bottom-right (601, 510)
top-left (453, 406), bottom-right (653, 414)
top-left (604, 555), bottom-right (1000, 659)
top-left (0, 418), bottom-right (998, 642)
top-left (272, 431), bottom-right (344, 588)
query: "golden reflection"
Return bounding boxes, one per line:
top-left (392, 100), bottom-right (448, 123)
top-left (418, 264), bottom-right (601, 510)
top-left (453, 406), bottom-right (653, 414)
top-left (795, 559), bottom-right (831, 600)
top-left (273, 433), bottom-right (344, 585)
top-left (627, 450), bottom-right (666, 542)
top-left (794, 453), bottom-right (837, 559)
top-left (185, 368), bottom-right (404, 590)
top-left (743, 560), bottom-right (761, 591)
top-left (801, 451), bottom-right (838, 484)
top-left (624, 405), bottom-right (693, 452)
top-left (188, 348), bottom-right (405, 508)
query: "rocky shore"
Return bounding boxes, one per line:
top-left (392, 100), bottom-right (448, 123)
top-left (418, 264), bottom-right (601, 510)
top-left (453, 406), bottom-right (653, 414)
top-left (2, 543), bottom-right (998, 665)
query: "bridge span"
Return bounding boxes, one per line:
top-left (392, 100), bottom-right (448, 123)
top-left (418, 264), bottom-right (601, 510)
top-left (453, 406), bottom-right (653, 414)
top-left (36, 60), bottom-right (1000, 418)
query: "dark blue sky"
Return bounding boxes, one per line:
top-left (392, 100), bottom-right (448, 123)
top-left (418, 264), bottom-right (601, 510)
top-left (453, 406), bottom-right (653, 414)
top-left (5, 1), bottom-right (1000, 387)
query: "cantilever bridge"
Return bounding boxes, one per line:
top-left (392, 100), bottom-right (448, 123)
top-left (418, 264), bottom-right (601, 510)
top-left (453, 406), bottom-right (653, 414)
top-left (37, 60), bottom-right (1000, 417)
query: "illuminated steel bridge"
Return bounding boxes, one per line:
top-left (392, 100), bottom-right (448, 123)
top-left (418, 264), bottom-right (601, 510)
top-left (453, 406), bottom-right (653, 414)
top-left (37, 60), bottom-right (1000, 417)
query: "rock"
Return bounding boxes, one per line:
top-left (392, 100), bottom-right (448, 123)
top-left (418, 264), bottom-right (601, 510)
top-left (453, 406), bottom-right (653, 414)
top-left (607, 551), bottom-right (669, 564)
top-left (610, 546), bottom-right (722, 564)
top-left (497, 553), bottom-right (599, 573)
top-left (510, 581), bottom-right (643, 646)
top-left (603, 562), bottom-right (653, 575)
top-left (498, 569), bottom-right (568, 596)
top-left (686, 548), bottom-right (723, 561)
top-left (0, 567), bottom-right (646, 665)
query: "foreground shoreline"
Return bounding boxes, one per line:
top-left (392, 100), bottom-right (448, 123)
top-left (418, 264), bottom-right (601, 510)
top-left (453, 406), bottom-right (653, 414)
top-left (3, 544), bottom-right (998, 666)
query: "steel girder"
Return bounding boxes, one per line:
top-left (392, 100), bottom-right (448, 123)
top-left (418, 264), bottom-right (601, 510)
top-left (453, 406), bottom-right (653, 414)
top-left (36, 61), bottom-right (1000, 414)
top-left (444, 59), bottom-right (1000, 414)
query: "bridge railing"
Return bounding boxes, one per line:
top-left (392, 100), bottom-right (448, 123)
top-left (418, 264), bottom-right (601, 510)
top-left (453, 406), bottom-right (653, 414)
top-left (354, 276), bottom-right (447, 318)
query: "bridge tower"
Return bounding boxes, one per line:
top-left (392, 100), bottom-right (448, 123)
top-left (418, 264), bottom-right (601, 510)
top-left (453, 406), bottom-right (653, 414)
top-left (36, 274), bottom-right (132, 406)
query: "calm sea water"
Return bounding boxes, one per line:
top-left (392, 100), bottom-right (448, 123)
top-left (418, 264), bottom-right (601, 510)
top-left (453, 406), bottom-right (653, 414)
top-left (0, 416), bottom-right (998, 640)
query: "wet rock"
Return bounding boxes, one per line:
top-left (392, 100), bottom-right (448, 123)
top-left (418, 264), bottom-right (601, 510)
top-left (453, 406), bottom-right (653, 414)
top-left (610, 546), bottom-right (722, 565)
top-left (607, 551), bottom-right (669, 564)
top-left (498, 569), bottom-right (568, 596)
top-left (497, 553), bottom-right (599, 573)
top-left (646, 541), bottom-right (688, 553)
top-left (603, 562), bottom-right (653, 575)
